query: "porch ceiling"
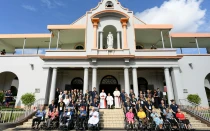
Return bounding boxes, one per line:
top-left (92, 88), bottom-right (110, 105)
top-left (0, 34), bottom-right (51, 53)
top-left (52, 29), bottom-right (85, 46)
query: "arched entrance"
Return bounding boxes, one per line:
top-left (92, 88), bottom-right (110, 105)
top-left (99, 75), bottom-right (120, 95)
top-left (71, 77), bottom-right (83, 90)
top-left (138, 77), bottom-right (148, 92)
top-left (102, 25), bottom-right (118, 49)
top-left (205, 73), bottom-right (210, 105)
top-left (0, 71), bottom-right (19, 105)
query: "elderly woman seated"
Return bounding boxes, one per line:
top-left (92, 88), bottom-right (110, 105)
top-left (47, 108), bottom-right (58, 128)
top-left (88, 107), bottom-right (99, 128)
top-left (150, 109), bottom-right (163, 129)
top-left (62, 108), bottom-right (74, 125)
top-left (176, 108), bottom-right (191, 130)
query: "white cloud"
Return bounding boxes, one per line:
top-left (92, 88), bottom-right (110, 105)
top-left (135, 0), bottom-right (207, 32)
top-left (22, 5), bottom-right (37, 12)
top-left (41, 0), bottom-right (64, 8)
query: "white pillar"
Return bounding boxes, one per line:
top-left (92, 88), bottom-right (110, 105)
top-left (161, 30), bottom-right (165, 49)
top-left (100, 31), bottom-right (103, 49)
top-left (92, 67), bottom-right (97, 90)
top-left (22, 38), bottom-right (26, 54)
top-left (169, 31), bottom-right (173, 48)
top-left (49, 31), bottom-right (52, 50)
top-left (164, 68), bottom-right (174, 104)
top-left (49, 68), bottom-right (57, 104)
top-left (56, 30), bottom-right (60, 50)
top-left (195, 37), bottom-right (200, 54)
top-left (132, 67), bottom-right (138, 98)
top-left (117, 31), bottom-right (121, 49)
top-left (83, 67), bottom-right (89, 94)
top-left (124, 67), bottom-right (130, 94)
top-left (171, 67), bottom-right (183, 104)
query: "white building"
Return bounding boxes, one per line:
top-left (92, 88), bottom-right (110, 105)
top-left (0, 0), bottom-right (210, 108)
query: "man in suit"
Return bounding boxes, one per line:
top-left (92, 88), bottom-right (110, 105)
top-left (91, 87), bottom-right (98, 102)
top-left (157, 88), bottom-right (163, 105)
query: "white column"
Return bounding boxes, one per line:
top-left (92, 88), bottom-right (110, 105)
top-left (164, 68), bottom-right (174, 104)
top-left (100, 31), bottom-right (103, 49)
top-left (117, 31), bottom-right (121, 49)
top-left (161, 30), bottom-right (165, 49)
top-left (92, 67), bottom-right (97, 90)
top-left (49, 31), bottom-right (52, 50)
top-left (42, 67), bottom-right (51, 105)
top-left (83, 67), bottom-right (89, 94)
top-left (171, 67), bottom-right (183, 104)
top-left (169, 31), bottom-right (173, 48)
top-left (22, 38), bottom-right (26, 54)
top-left (56, 30), bottom-right (60, 50)
top-left (195, 37), bottom-right (200, 54)
top-left (132, 67), bottom-right (138, 98)
top-left (124, 67), bottom-right (130, 94)
top-left (49, 68), bottom-right (57, 104)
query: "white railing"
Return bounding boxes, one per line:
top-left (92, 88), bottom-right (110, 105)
top-left (179, 99), bottom-right (210, 122)
top-left (0, 98), bottom-right (45, 123)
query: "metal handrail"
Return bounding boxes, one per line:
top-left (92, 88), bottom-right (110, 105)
top-left (179, 99), bottom-right (210, 122)
top-left (0, 98), bottom-right (45, 123)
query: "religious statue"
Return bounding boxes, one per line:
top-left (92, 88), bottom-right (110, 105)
top-left (107, 32), bottom-right (113, 49)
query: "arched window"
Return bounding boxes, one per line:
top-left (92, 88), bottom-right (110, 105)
top-left (106, 1), bottom-right (114, 8)
top-left (100, 75), bottom-right (118, 85)
top-left (136, 45), bottom-right (144, 49)
top-left (75, 46), bottom-right (84, 50)
top-left (71, 77), bottom-right (83, 85)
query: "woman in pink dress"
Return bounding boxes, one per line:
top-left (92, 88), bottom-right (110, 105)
top-left (126, 108), bottom-right (134, 125)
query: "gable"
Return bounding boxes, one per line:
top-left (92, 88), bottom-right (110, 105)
top-left (71, 14), bottom-right (87, 25)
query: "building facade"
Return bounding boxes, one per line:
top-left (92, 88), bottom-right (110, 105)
top-left (0, 0), bottom-right (210, 108)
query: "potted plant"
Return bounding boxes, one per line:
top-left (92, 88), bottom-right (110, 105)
top-left (21, 93), bottom-right (36, 110)
top-left (187, 94), bottom-right (201, 105)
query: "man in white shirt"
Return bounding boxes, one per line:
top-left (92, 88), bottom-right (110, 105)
top-left (88, 107), bottom-right (99, 128)
top-left (99, 89), bottom-right (107, 108)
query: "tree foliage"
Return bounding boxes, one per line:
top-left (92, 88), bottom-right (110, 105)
top-left (21, 93), bottom-right (36, 108)
top-left (0, 92), bottom-right (4, 103)
top-left (187, 94), bottom-right (201, 105)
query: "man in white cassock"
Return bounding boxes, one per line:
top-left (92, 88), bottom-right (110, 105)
top-left (106, 93), bottom-right (113, 109)
top-left (113, 88), bottom-right (121, 108)
top-left (99, 89), bottom-right (107, 108)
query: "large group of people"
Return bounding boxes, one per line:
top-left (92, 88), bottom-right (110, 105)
top-left (31, 87), bottom-right (191, 130)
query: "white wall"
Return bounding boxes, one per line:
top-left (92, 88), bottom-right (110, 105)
top-left (178, 56), bottom-right (210, 107)
top-left (0, 57), bottom-right (47, 108)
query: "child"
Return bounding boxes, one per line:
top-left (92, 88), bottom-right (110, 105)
top-left (126, 108), bottom-right (135, 127)
top-left (150, 110), bottom-right (163, 129)
top-left (106, 93), bottom-right (113, 109)
top-left (137, 108), bottom-right (147, 126)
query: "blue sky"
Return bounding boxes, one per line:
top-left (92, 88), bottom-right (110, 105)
top-left (0, 0), bottom-right (209, 54)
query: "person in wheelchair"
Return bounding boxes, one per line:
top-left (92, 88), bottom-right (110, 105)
top-left (76, 107), bottom-right (87, 128)
top-left (164, 108), bottom-right (178, 129)
top-left (62, 108), bottom-right (74, 126)
top-left (47, 107), bottom-right (58, 128)
top-left (88, 107), bottom-right (99, 129)
top-left (31, 105), bottom-right (46, 129)
top-left (126, 108), bottom-right (135, 128)
top-left (176, 108), bottom-right (191, 130)
top-left (150, 109), bottom-right (163, 129)
top-left (137, 107), bottom-right (148, 127)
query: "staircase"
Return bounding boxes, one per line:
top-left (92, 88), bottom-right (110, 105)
top-left (154, 108), bottom-right (210, 130)
top-left (99, 108), bottom-right (125, 129)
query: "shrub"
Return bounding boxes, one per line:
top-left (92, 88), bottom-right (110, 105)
top-left (0, 91), bottom-right (4, 103)
top-left (21, 93), bottom-right (36, 109)
top-left (187, 94), bottom-right (201, 105)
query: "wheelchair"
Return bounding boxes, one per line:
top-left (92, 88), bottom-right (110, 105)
top-left (176, 118), bottom-right (192, 131)
top-left (40, 117), bottom-right (59, 130)
top-left (88, 107), bottom-right (100, 131)
top-left (59, 107), bottom-right (76, 130)
top-left (75, 108), bottom-right (89, 130)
